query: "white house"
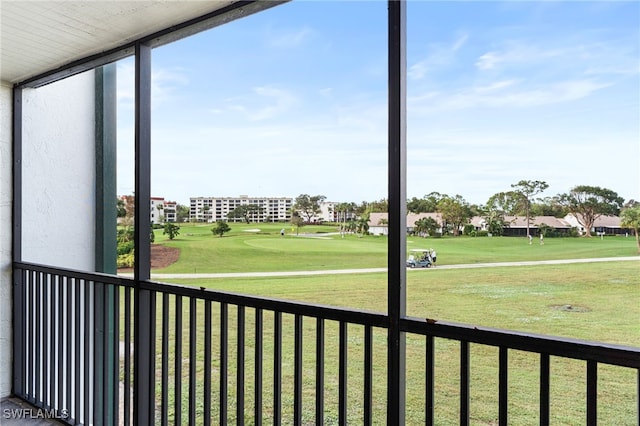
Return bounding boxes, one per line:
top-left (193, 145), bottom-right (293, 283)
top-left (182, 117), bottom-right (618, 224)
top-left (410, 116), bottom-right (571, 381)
top-left (564, 214), bottom-right (626, 236)
top-left (368, 212), bottom-right (444, 236)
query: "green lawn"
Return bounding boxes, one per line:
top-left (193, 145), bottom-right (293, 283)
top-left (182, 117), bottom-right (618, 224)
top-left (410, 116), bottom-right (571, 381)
top-left (144, 223), bottom-right (639, 424)
top-left (153, 222), bottom-right (639, 273)
top-left (152, 261), bottom-right (639, 425)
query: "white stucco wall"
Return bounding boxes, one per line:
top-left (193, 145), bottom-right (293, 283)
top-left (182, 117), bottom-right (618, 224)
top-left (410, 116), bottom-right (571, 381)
top-left (21, 71), bottom-right (96, 271)
top-left (0, 82), bottom-right (13, 397)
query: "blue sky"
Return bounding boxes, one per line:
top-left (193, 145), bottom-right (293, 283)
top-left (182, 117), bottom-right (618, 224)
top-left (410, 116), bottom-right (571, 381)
top-left (116, 1), bottom-right (639, 207)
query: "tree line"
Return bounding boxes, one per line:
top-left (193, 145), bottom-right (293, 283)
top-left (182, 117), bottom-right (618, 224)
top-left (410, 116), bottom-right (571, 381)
top-left (116, 181), bottom-right (640, 252)
top-left (288, 183), bottom-right (640, 251)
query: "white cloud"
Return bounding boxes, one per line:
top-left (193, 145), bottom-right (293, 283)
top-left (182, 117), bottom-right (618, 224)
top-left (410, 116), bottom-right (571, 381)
top-left (473, 80), bottom-right (518, 93)
top-left (409, 32), bottom-right (468, 80)
top-left (267, 26), bottom-right (314, 48)
top-left (116, 61), bottom-right (189, 107)
top-left (209, 87), bottom-right (298, 122)
top-left (475, 42), bottom-right (562, 71)
top-left (151, 68), bottom-right (189, 105)
top-left (410, 79), bottom-right (611, 112)
top-left (249, 86), bottom-right (297, 121)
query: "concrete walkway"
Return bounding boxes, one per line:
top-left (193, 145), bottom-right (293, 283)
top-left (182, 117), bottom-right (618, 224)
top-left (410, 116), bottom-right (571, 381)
top-left (127, 256), bottom-right (640, 280)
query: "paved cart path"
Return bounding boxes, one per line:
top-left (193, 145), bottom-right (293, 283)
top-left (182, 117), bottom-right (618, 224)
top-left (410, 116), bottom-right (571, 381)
top-left (119, 256), bottom-right (640, 280)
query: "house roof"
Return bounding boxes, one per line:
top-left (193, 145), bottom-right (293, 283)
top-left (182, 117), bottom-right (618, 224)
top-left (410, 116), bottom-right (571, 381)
top-left (368, 212), bottom-right (443, 228)
top-left (504, 216), bottom-right (571, 229)
top-left (593, 215), bottom-right (622, 228)
top-left (368, 212), bottom-right (388, 227)
top-left (1, 1), bottom-right (281, 85)
top-left (565, 214), bottom-right (623, 228)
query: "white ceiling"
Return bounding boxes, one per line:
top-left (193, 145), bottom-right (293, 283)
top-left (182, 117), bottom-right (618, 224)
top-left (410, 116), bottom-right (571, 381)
top-left (0, 1), bottom-right (258, 85)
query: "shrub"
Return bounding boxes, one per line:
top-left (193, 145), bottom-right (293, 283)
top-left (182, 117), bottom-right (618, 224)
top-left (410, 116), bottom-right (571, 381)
top-left (538, 224), bottom-right (560, 238)
top-left (117, 240), bottom-right (134, 256)
top-left (117, 250), bottom-right (135, 268)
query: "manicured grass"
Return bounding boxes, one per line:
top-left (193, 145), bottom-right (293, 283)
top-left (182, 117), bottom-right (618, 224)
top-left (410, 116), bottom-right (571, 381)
top-left (144, 224), bottom-right (639, 424)
top-left (153, 222), bottom-right (638, 273)
top-left (168, 262), bottom-right (639, 346)
top-left (147, 262), bottom-right (638, 425)
top-left (155, 223), bottom-right (387, 273)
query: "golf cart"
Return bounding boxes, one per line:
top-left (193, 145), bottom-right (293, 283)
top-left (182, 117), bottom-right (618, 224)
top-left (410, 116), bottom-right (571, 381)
top-left (406, 249), bottom-right (432, 268)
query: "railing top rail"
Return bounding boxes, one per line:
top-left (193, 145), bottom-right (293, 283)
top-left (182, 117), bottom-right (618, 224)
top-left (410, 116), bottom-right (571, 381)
top-left (403, 316), bottom-right (640, 369)
top-left (14, 261), bottom-right (134, 287)
top-left (139, 279), bottom-right (390, 327)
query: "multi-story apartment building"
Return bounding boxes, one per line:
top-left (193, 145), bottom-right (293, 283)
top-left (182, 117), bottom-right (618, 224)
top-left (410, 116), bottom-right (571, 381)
top-left (120, 196), bottom-right (177, 225)
top-left (164, 201), bottom-right (177, 222)
top-left (304, 201), bottom-right (358, 223)
top-left (151, 197), bottom-right (178, 223)
top-left (150, 197), bottom-right (165, 224)
top-left (190, 195), bottom-right (293, 223)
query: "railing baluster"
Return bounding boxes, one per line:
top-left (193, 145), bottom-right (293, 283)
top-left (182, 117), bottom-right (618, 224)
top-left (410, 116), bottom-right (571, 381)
top-left (540, 353), bottom-right (550, 426)
top-left (35, 271), bottom-right (41, 403)
top-left (316, 318), bottom-right (324, 425)
top-left (42, 273), bottom-right (49, 408)
top-left (84, 280), bottom-right (91, 424)
top-left (364, 324), bottom-right (373, 426)
top-left (220, 302), bottom-right (228, 426)
top-left (190, 297), bottom-right (197, 426)
top-left (254, 308), bottom-right (263, 426)
top-left (238, 305), bottom-right (245, 426)
top-left (204, 300), bottom-right (212, 426)
top-left (149, 291), bottom-right (157, 420)
top-left (425, 335), bottom-right (434, 426)
top-left (29, 271), bottom-right (35, 401)
top-left (56, 275), bottom-right (63, 412)
top-left (162, 293), bottom-right (169, 426)
top-left (499, 346), bottom-right (508, 425)
top-left (65, 277), bottom-right (72, 418)
top-left (94, 281), bottom-right (104, 424)
top-left (460, 340), bottom-right (469, 426)
top-left (49, 274), bottom-right (60, 410)
top-left (274, 311), bottom-right (282, 425)
top-left (74, 278), bottom-right (81, 423)
top-left (587, 360), bottom-right (597, 425)
top-left (124, 286), bottom-right (131, 426)
top-left (113, 283), bottom-right (120, 426)
top-left (339, 321), bottom-right (348, 425)
top-left (175, 295), bottom-right (183, 425)
top-left (294, 314), bottom-right (302, 426)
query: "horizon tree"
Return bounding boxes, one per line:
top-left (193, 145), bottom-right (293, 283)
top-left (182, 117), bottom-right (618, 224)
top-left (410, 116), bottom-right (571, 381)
top-left (556, 185), bottom-right (624, 237)
top-left (163, 223), bottom-right (180, 240)
top-left (414, 216), bottom-right (439, 237)
top-left (437, 195), bottom-right (472, 236)
top-left (511, 180), bottom-right (549, 238)
top-left (212, 221), bottom-right (231, 237)
top-left (290, 212), bottom-right (305, 235)
top-left (227, 204), bottom-right (264, 224)
top-left (620, 205), bottom-right (640, 253)
top-left (407, 192), bottom-right (445, 213)
top-left (176, 203), bottom-right (190, 223)
top-left (293, 194), bottom-right (326, 223)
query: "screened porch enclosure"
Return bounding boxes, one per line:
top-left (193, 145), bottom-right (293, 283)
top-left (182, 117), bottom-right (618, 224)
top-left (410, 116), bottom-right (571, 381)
top-left (8, 1), bottom-right (639, 425)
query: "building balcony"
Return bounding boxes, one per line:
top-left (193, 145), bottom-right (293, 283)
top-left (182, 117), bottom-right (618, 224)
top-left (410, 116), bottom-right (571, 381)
top-left (8, 261), bottom-right (639, 425)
